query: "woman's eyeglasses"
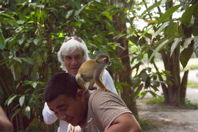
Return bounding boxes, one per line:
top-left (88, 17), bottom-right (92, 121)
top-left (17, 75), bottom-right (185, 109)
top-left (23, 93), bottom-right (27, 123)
top-left (64, 37), bottom-right (83, 43)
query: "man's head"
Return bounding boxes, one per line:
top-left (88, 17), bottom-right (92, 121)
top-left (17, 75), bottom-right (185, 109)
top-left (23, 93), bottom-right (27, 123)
top-left (44, 72), bottom-right (88, 126)
top-left (57, 37), bottom-right (90, 75)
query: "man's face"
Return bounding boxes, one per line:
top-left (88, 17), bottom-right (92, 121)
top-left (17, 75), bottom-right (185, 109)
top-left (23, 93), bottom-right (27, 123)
top-left (47, 94), bottom-right (87, 126)
top-left (63, 49), bottom-right (84, 76)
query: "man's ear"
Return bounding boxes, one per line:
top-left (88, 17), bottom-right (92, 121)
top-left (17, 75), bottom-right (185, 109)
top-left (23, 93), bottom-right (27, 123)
top-left (76, 89), bottom-right (85, 97)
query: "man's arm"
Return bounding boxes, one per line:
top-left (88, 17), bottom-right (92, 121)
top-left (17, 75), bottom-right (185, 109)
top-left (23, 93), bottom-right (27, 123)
top-left (104, 113), bottom-right (142, 132)
top-left (0, 106), bottom-right (13, 132)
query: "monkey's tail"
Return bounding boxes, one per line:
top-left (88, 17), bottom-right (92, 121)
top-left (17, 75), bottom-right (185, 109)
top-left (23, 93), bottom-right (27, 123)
top-left (96, 80), bottom-right (111, 92)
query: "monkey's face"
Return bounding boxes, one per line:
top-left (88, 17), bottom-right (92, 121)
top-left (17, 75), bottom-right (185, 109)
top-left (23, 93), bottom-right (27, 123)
top-left (47, 94), bottom-right (88, 126)
top-left (63, 49), bottom-right (85, 75)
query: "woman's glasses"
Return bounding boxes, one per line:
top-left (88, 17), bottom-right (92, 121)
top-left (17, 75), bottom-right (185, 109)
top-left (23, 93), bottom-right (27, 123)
top-left (64, 37), bottom-right (83, 43)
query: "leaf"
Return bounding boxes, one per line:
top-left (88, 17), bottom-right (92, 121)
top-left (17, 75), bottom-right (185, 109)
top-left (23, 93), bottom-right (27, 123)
top-left (181, 5), bottom-right (194, 26)
top-left (144, 19), bottom-right (157, 24)
top-left (135, 84), bottom-right (143, 96)
top-left (164, 22), bottom-right (180, 37)
top-left (7, 95), bottom-right (17, 106)
top-left (141, 1), bottom-right (162, 17)
top-left (0, 29), bottom-right (6, 49)
top-left (65, 10), bottom-right (74, 19)
top-left (21, 57), bottom-right (34, 65)
top-left (13, 57), bottom-right (22, 63)
top-left (158, 5), bottom-right (181, 23)
top-left (193, 36), bottom-right (198, 57)
top-left (102, 11), bottom-right (112, 21)
top-left (152, 21), bottom-right (169, 39)
top-left (24, 106), bottom-right (31, 119)
top-left (180, 43), bottom-right (193, 68)
top-left (149, 37), bottom-right (174, 62)
top-left (170, 37), bottom-right (182, 56)
top-left (19, 95), bottom-right (25, 107)
top-left (11, 109), bottom-right (20, 120)
top-left (183, 37), bottom-right (193, 48)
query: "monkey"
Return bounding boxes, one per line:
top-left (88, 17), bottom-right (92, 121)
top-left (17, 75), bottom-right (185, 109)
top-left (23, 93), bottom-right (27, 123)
top-left (76, 54), bottom-right (111, 92)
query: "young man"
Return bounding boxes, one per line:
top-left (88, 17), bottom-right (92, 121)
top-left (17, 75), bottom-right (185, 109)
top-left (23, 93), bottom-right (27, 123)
top-left (42, 37), bottom-right (117, 132)
top-left (45, 72), bottom-right (142, 132)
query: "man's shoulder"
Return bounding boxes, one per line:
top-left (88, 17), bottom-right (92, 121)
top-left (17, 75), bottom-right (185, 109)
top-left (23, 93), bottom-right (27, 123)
top-left (89, 90), bottom-right (123, 108)
top-left (90, 90), bottom-right (116, 100)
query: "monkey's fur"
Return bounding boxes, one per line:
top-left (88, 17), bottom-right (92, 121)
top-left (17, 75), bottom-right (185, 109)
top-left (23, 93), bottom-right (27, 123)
top-left (76, 54), bottom-right (111, 92)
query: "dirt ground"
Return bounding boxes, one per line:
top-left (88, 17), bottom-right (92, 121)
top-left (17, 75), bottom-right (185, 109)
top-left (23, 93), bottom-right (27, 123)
top-left (138, 88), bottom-right (198, 132)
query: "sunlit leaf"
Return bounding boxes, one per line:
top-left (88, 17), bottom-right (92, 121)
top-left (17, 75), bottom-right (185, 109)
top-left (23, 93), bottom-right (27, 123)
top-left (158, 5), bottom-right (181, 23)
top-left (19, 95), bottom-right (25, 107)
top-left (149, 37), bottom-right (174, 62)
top-left (65, 10), bottom-right (74, 19)
top-left (170, 37), bottom-right (182, 56)
top-left (102, 11), bottom-right (112, 20)
top-left (183, 37), bottom-right (193, 48)
top-left (135, 84), bottom-right (143, 96)
top-left (7, 95), bottom-right (17, 106)
top-left (152, 21), bottom-right (169, 39)
top-left (24, 106), bottom-right (31, 119)
top-left (144, 19), bottom-right (157, 24)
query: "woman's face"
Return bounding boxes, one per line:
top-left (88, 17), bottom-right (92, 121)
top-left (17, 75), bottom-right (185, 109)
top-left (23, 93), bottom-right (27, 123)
top-left (63, 49), bottom-right (84, 76)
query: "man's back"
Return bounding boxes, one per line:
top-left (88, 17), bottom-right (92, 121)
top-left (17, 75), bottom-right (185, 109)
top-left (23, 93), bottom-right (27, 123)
top-left (81, 90), bottom-right (132, 132)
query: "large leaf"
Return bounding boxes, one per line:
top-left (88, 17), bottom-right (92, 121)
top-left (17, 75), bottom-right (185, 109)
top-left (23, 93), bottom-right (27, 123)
top-left (164, 22), bottom-right (180, 37)
top-left (181, 5), bottom-right (194, 26)
top-left (180, 43), bottom-right (193, 68)
top-left (158, 5), bottom-right (181, 24)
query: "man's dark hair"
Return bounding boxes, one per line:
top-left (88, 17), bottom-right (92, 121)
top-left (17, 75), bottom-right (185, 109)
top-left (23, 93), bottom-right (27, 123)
top-left (44, 72), bottom-right (79, 102)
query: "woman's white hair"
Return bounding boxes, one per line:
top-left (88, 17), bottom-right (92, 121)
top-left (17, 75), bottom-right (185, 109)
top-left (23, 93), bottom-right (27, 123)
top-left (57, 36), bottom-right (90, 72)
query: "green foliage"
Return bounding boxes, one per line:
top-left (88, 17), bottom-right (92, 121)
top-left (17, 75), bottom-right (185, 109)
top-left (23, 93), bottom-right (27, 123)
top-left (187, 81), bottom-right (198, 88)
top-left (146, 96), bottom-right (164, 104)
top-left (182, 99), bottom-right (198, 109)
top-left (139, 119), bottom-right (157, 131)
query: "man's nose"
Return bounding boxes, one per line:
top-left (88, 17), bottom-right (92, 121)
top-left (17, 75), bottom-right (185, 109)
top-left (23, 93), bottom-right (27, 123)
top-left (58, 114), bottom-right (71, 122)
top-left (58, 113), bottom-right (67, 120)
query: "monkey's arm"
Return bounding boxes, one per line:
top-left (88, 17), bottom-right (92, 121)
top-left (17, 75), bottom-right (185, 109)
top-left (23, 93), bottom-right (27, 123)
top-left (76, 74), bottom-right (88, 91)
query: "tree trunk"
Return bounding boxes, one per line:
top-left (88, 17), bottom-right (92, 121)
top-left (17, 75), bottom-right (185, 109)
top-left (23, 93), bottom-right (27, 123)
top-left (161, 42), bottom-right (181, 105)
top-left (112, 11), bottom-right (138, 118)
